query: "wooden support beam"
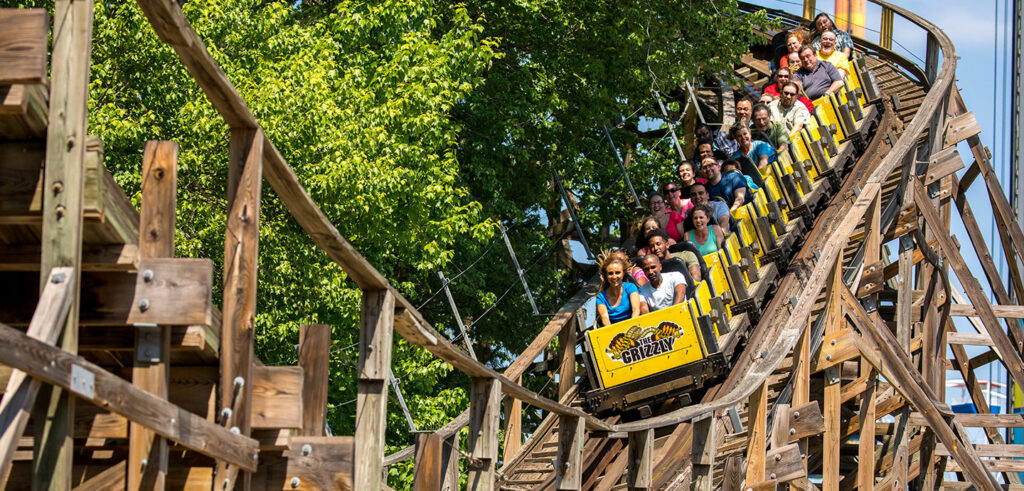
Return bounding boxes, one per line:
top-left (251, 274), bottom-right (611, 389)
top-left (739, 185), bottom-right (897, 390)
top-left (440, 434), bottom-right (459, 491)
top-left (298, 324), bottom-right (330, 436)
top-left (555, 415), bottom-right (584, 490)
top-left (0, 320), bottom-right (259, 470)
top-left (843, 286), bottom-right (1000, 491)
top-left (34, 1), bottom-right (94, 487)
top-left (967, 132), bottom-right (1024, 297)
top-left (951, 173), bottom-right (1024, 347)
top-left (414, 433), bottom-right (442, 491)
top-left (0, 262), bottom-right (214, 328)
top-left (501, 375), bottom-right (522, 465)
top-left (129, 140), bottom-right (178, 491)
top-left (559, 311), bottom-right (579, 400)
top-left (355, 289), bottom-right (395, 491)
top-left (744, 382), bottom-right (768, 486)
top-left (689, 416), bottom-right (714, 491)
top-left (822, 259), bottom-right (842, 491)
top-left (216, 128), bottom-right (264, 490)
top-left (0, 268), bottom-right (75, 486)
top-left (628, 428), bottom-right (655, 491)
top-left (914, 181), bottom-right (1024, 392)
top-left (858, 366), bottom-right (877, 491)
top-left (467, 377), bottom-right (500, 491)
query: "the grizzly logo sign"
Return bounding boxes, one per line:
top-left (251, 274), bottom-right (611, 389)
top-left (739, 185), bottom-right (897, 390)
top-left (605, 321), bottom-right (683, 365)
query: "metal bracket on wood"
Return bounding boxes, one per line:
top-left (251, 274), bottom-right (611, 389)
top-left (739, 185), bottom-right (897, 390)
top-left (135, 324), bottom-right (162, 363)
top-left (437, 271), bottom-right (478, 360)
top-left (728, 407), bottom-right (744, 433)
top-left (499, 222), bottom-right (540, 316)
top-left (824, 366), bottom-right (841, 386)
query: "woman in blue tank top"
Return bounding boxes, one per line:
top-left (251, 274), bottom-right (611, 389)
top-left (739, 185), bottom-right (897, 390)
top-left (594, 253), bottom-right (641, 327)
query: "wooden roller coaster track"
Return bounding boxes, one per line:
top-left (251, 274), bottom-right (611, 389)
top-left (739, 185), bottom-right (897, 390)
top-left (0, 0), bottom-right (1022, 490)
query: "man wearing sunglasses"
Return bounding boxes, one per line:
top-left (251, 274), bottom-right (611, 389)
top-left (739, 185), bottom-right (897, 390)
top-left (761, 67), bottom-right (814, 113)
top-left (767, 81), bottom-right (811, 139)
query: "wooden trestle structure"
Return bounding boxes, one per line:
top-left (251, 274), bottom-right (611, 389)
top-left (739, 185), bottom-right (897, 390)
top-left (1, 0), bottom-right (1024, 489)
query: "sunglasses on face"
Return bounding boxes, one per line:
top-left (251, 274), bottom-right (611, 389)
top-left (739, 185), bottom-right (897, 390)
top-left (777, 74), bottom-right (790, 79)
top-left (783, 91), bottom-right (797, 96)
top-left (666, 188), bottom-right (681, 193)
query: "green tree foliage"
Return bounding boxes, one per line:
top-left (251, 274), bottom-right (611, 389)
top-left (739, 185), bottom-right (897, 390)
top-left (4, 0), bottom-right (768, 487)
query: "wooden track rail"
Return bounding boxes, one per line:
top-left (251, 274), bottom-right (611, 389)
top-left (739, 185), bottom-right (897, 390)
top-left (1, 0), bottom-right (1023, 489)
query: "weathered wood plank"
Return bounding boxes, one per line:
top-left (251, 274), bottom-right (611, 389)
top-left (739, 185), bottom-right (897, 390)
top-left (844, 286), bottom-right (1000, 491)
top-left (413, 433), bottom-right (442, 491)
top-left (744, 382), bottom-right (767, 486)
top-left (252, 366), bottom-right (303, 429)
top-left (914, 181), bottom-right (1024, 392)
top-left (129, 140), bottom-right (178, 491)
top-left (355, 289), bottom-right (395, 491)
top-left (467, 377), bottom-right (500, 491)
top-left (822, 259), bottom-right (842, 491)
top-left (0, 9), bottom-right (48, 84)
top-left (949, 304), bottom-right (1024, 319)
top-left (0, 321), bottom-right (259, 471)
top-left (216, 127), bottom-right (264, 489)
top-left (0, 261), bottom-right (213, 327)
top-left (298, 324), bottom-right (329, 436)
top-left (0, 268), bottom-right (74, 486)
top-left (908, 413), bottom-right (1024, 428)
top-left (283, 436), bottom-right (354, 490)
top-left (689, 418), bottom-right (713, 491)
top-left (34, 1), bottom-right (94, 486)
top-left (555, 415), bottom-right (583, 490)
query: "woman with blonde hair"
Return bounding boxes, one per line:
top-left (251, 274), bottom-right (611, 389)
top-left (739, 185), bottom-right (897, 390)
top-left (594, 251), bottom-right (641, 327)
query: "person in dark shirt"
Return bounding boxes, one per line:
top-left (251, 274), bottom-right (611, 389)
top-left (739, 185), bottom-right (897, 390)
top-left (701, 157), bottom-right (749, 210)
top-left (793, 45), bottom-right (844, 100)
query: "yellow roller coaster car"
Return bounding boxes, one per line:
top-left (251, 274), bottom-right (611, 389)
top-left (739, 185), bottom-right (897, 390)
top-left (581, 302), bottom-right (730, 415)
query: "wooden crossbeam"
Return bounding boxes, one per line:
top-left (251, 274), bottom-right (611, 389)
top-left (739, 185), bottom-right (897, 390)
top-left (909, 413), bottom-right (1024, 428)
top-left (0, 9), bottom-right (49, 84)
top-left (842, 285), bottom-right (1000, 491)
top-left (914, 180), bottom-right (1024, 392)
top-left (0, 320), bottom-right (259, 471)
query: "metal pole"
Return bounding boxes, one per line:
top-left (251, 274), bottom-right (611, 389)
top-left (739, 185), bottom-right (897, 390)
top-left (685, 80), bottom-right (707, 125)
top-left (389, 374), bottom-right (417, 432)
top-left (553, 169), bottom-right (595, 260)
top-left (437, 271), bottom-right (478, 360)
top-left (654, 90), bottom-right (689, 164)
top-left (499, 223), bottom-right (540, 315)
top-left (602, 125), bottom-right (642, 208)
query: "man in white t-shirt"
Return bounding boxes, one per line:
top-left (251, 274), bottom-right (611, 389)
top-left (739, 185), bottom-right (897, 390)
top-left (638, 254), bottom-right (689, 313)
